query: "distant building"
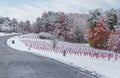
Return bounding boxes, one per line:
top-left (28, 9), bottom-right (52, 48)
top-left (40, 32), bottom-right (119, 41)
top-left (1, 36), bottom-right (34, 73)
top-left (38, 32), bottom-right (54, 39)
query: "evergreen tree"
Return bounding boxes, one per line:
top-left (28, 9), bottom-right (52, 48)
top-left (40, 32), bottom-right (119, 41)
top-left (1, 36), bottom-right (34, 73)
top-left (88, 8), bottom-right (102, 29)
top-left (106, 9), bottom-right (118, 30)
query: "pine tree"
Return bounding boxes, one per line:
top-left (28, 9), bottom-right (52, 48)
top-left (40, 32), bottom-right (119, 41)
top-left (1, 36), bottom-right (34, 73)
top-left (106, 9), bottom-right (118, 30)
top-left (88, 8), bottom-right (102, 29)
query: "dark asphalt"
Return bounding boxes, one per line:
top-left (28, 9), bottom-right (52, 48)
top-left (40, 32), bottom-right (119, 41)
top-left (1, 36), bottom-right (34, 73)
top-left (0, 35), bottom-right (97, 78)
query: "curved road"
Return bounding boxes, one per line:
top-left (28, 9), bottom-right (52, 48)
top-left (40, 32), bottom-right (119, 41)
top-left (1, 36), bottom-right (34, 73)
top-left (0, 35), bottom-right (97, 78)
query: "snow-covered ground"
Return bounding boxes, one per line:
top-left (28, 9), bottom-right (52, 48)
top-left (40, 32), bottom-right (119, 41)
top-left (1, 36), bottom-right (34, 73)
top-left (0, 32), bottom-right (18, 36)
top-left (7, 34), bottom-right (120, 78)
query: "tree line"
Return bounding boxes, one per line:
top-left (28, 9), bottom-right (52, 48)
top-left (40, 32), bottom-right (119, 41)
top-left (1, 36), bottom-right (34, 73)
top-left (1, 9), bottom-right (120, 53)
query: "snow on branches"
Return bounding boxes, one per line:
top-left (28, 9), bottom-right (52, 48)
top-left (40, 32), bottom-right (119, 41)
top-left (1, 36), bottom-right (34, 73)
top-left (88, 17), bottom-right (110, 49)
top-left (33, 12), bottom-right (87, 43)
top-left (87, 9), bottom-right (120, 52)
top-left (108, 30), bottom-right (120, 53)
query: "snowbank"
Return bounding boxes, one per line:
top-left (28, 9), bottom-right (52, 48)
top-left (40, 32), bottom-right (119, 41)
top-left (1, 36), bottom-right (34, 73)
top-left (0, 32), bottom-right (18, 36)
top-left (7, 34), bottom-right (120, 78)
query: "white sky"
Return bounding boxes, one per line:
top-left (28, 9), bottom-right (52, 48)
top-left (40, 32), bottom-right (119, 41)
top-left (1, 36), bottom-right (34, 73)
top-left (0, 0), bottom-right (119, 22)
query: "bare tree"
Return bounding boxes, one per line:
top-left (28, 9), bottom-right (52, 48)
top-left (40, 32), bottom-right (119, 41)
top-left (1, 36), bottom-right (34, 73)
top-left (51, 32), bottom-right (58, 50)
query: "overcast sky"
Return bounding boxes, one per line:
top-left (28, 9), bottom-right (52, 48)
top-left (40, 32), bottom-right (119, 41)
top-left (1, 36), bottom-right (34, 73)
top-left (0, 0), bottom-right (119, 22)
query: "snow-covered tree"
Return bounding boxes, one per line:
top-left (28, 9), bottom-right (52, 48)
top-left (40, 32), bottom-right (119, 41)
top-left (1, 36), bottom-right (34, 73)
top-left (116, 10), bottom-right (120, 30)
top-left (8, 18), bottom-right (18, 32)
top-left (88, 17), bottom-right (110, 49)
top-left (18, 21), bottom-right (26, 33)
top-left (24, 20), bottom-right (32, 33)
top-left (88, 8), bottom-right (102, 29)
top-left (54, 12), bottom-right (69, 40)
top-left (105, 9), bottom-right (118, 30)
top-left (41, 11), bottom-right (58, 32)
top-left (33, 11), bottom-right (58, 33)
top-left (108, 30), bottom-right (120, 53)
top-left (83, 22), bottom-right (89, 41)
top-left (50, 32), bottom-right (58, 50)
top-left (67, 14), bottom-right (87, 43)
top-left (33, 17), bottom-right (42, 33)
top-left (33, 11), bottom-right (88, 43)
